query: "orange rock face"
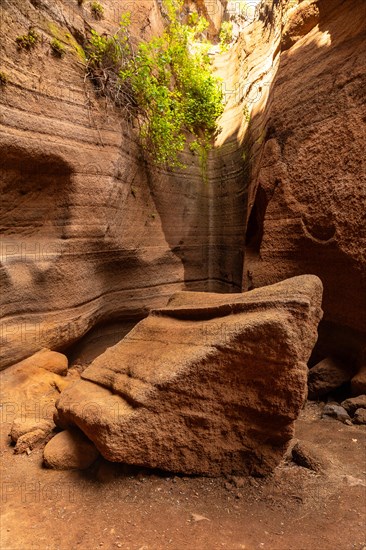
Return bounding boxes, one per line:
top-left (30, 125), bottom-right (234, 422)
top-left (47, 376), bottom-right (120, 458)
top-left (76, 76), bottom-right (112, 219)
top-left (0, 0), bottom-right (244, 369)
top-left (244, 0), bottom-right (366, 346)
top-left (1, 0), bottom-right (364, 373)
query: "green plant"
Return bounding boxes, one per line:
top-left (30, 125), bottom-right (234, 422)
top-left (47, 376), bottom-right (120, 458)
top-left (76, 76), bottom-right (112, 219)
top-left (242, 104), bottom-right (250, 122)
top-left (219, 21), bottom-right (233, 51)
top-left (188, 11), bottom-right (199, 26)
top-left (90, 2), bottom-right (104, 19)
top-left (50, 38), bottom-right (66, 57)
top-left (85, 0), bottom-right (224, 169)
top-left (0, 71), bottom-right (8, 85)
top-left (189, 137), bottom-right (211, 183)
top-left (16, 28), bottom-right (40, 50)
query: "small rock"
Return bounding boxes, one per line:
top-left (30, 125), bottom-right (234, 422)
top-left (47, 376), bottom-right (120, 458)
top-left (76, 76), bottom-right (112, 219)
top-left (10, 417), bottom-right (55, 454)
top-left (190, 513), bottom-right (210, 522)
top-left (308, 357), bottom-right (352, 399)
top-left (343, 475), bottom-right (366, 487)
top-left (322, 403), bottom-right (351, 423)
top-left (17, 349), bottom-right (68, 376)
top-left (15, 429), bottom-right (54, 454)
top-left (10, 417), bottom-right (54, 444)
top-left (341, 395), bottom-right (366, 416)
top-left (351, 364), bottom-right (366, 396)
top-left (43, 428), bottom-right (99, 470)
top-left (353, 408), bottom-right (366, 425)
top-left (231, 476), bottom-right (245, 489)
top-left (291, 441), bottom-right (327, 473)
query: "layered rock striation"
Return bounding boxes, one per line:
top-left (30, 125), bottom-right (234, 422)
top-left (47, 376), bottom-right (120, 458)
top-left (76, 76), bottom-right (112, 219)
top-left (0, 0), bottom-right (245, 368)
top-left (1, 0), bottom-right (364, 372)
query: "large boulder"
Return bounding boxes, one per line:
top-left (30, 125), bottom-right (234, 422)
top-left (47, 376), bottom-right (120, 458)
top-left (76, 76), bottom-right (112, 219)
top-left (56, 275), bottom-right (323, 476)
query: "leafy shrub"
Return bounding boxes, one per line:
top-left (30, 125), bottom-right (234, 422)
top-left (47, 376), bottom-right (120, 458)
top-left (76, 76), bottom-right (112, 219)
top-left (189, 137), bottom-right (211, 183)
top-left (85, 1), bottom-right (224, 168)
top-left (16, 29), bottom-right (40, 50)
top-left (219, 21), bottom-right (233, 51)
top-left (242, 104), bottom-right (250, 122)
top-left (50, 39), bottom-right (66, 57)
top-left (90, 2), bottom-right (104, 19)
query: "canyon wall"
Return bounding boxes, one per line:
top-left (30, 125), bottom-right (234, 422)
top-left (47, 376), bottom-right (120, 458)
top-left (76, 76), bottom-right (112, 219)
top-left (243, 0), bottom-right (366, 364)
top-left (0, 0), bottom-right (244, 368)
top-left (1, 0), bottom-right (364, 369)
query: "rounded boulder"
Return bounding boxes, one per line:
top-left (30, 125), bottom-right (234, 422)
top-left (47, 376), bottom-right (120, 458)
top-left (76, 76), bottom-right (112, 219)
top-left (43, 429), bottom-right (99, 470)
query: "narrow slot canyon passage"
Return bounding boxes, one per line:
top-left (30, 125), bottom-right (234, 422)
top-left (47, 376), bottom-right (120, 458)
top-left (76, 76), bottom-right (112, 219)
top-left (0, 1), bottom-right (365, 549)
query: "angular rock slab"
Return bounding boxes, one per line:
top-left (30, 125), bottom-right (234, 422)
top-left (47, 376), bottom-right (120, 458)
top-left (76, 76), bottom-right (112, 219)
top-left (56, 275), bottom-right (323, 476)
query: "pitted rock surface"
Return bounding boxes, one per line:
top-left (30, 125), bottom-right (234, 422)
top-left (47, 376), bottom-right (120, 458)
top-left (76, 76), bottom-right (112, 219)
top-left (56, 275), bottom-right (323, 476)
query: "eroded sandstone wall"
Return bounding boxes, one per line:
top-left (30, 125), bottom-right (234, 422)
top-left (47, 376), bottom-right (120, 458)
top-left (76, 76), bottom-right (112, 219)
top-left (243, 0), bottom-right (366, 361)
top-left (0, 0), bottom-right (246, 368)
top-left (2, 0), bottom-right (364, 370)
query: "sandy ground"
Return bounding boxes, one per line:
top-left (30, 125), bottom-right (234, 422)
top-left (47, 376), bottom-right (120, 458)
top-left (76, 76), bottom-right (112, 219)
top-left (1, 400), bottom-right (365, 550)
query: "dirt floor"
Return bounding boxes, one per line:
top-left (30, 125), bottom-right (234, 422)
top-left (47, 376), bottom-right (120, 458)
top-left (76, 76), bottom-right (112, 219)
top-left (1, 399), bottom-right (365, 550)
